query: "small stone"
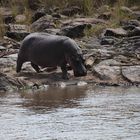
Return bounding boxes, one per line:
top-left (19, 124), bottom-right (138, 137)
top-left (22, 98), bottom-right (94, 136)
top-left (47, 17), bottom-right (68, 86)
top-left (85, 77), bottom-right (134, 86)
top-left (77, 81), bottom-right (87, 86)
top-left (59, 82), bottom-right (66, 88)
top-left (15, 15), bottom-right (26, 23)
top-left (85, 57), bottom-right (95, 69)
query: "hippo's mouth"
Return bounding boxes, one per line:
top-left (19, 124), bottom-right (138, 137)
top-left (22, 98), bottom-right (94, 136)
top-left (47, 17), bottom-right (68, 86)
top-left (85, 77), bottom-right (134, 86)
top-left (74, 71), bottom-right (87, 77)
top-left (66, 54), bottom-right (87, 77)
top-left (72, 61), bottom-right (87, 77)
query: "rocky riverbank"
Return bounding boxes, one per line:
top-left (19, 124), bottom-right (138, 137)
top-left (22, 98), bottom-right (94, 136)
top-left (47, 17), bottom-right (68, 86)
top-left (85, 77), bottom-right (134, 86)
top-left (0, 4), bottom-right (140, 92)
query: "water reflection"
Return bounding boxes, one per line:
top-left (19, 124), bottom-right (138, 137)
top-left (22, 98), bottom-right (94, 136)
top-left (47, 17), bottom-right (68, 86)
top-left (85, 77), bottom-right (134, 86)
top-left (0, 86), bottom-right (140, 140)
top-left (20, 86), bottom-right (87, 113)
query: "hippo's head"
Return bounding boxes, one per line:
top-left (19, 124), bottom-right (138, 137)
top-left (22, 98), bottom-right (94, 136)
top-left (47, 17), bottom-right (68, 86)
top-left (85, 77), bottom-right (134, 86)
top-left (64, 38), bottom-right (87, 77)
top-left (67, 53), bottom-right (87, 77)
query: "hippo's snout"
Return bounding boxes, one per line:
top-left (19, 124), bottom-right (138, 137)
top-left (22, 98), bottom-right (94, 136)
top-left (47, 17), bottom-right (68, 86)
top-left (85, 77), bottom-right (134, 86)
top-left (74, 64), bottom-right (87, 77)
top-left (74, 71), bottom-right (87, 77)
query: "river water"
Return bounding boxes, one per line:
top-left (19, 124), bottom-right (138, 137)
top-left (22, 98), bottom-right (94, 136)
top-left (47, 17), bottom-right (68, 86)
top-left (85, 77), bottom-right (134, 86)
top-left (0, 85), bottom-right (140, 140)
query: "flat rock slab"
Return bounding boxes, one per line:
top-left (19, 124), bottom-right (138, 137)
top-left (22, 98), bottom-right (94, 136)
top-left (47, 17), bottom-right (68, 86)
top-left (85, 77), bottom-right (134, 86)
top-left (31, 15), bottom-right (56, 31)
top-left (93, 59), bottom-right (121, 80)
top-left (104, 28), bottom-right (127, 37)
top-left (122, 66), bottom-right (140, 83)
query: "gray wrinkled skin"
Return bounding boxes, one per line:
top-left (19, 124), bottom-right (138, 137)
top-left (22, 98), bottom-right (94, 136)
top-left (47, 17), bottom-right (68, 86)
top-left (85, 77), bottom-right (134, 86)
top-left (16, 32), bottom-right (87, 79)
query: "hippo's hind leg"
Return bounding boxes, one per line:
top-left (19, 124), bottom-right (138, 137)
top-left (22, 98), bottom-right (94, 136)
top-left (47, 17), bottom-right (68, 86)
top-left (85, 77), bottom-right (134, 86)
top-left (31, 62), bottom-right (41, 73)
top-left (61, 63), bottom-right (69, 80)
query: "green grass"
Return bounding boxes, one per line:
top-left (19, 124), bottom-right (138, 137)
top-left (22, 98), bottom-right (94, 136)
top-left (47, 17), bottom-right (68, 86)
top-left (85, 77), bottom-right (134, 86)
top-left (0, 0), bottom-right (140, 38)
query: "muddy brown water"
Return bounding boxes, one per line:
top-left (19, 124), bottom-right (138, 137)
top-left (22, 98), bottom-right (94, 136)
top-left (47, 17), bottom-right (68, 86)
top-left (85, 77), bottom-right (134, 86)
top-left (0, 85), bottom-right (140, 140)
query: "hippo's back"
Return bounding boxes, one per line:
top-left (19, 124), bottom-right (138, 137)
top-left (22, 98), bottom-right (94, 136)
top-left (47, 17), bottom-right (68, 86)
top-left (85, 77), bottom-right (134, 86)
top-left (19, 33), bottom-right (69, 67)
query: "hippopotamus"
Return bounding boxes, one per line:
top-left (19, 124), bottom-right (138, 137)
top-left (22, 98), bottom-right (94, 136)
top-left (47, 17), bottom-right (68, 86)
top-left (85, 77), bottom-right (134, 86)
top-left (16, 32), bottom-right (87, 79)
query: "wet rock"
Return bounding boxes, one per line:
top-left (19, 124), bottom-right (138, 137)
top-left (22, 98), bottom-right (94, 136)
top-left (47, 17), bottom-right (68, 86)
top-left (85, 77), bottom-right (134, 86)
top-left (92, 59), bottom-right (121, 80)
top-left (0, 73), bottom-right (23, 91)
top-left (122, 66), bottom-right (140, 83)
top-left (77, 81), bottom-right (87, 86)
top-left (6, 24), bottom-right (30, 40)
top-left (31, 15), bottom-right (56, 32)
top-left (61, 6), bottom-right (81, 16)
top-left (104, 28), bottom-right (127, 37)
top-left (32, 10), bottom-right (46, 23)
top-left (58, 23), bottom-right (91, 38)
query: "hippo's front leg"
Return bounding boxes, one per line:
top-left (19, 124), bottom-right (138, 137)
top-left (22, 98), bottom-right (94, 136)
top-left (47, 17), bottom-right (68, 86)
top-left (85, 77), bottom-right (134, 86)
top-left (61, 63), bottom-right (69, 80)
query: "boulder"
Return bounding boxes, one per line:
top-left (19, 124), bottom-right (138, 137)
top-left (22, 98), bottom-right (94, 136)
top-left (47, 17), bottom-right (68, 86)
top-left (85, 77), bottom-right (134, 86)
top-left (31, 15), bottom-right (56, 31)
top-left (122, 66), bottom-right (140, 83)
top-left (57, 23), bottom-right (91, 38)
top-left (58, 17), bottom-right (106, 38)
top-left (6, 24), bottom-right (30, 40)
top-left (92, 59), bottom-right (121, 80)
top-left (128, 27), bottom-right (140, 37)
top-left (32, 10), bottom-right (46, 23)
top-left (104, 28), bottom-right (127, 37)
